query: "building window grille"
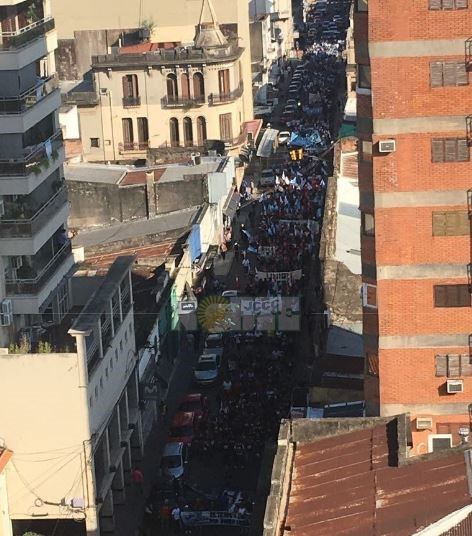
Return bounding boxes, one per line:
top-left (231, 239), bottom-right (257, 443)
top-left (434, 284), bottom-right (470, 307)
top-left (431, 138), bottom-right (469, 162)
top-left (430, 61), bottom-right (468, 87)
top-left (429, 0), bottom-right (468, 9)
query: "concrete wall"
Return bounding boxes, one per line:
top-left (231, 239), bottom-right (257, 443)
top-left (0, 352), bottom-right (89, 521)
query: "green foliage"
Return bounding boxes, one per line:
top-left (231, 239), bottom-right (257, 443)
top-left (9, 335), bottom-right (31, 354)
top-left (37, 340), bottom-right (53, 353)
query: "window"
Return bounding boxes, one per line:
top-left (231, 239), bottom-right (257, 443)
top-left (218, 69), bottom-right (230, 95)
top-left (430, 62), bottom-right (468, 87)
top-left (183, 117), bottom-right (193, 147)
top-left (181, 72), bottom-right (190, 100)
top-left (435, 354), bottom-right (472, 377)
top-left (362, 213), bottom-right (375, 236)
top-left (196, 116), bottom-right (207, 146)
top-left (166, 74), bottom-right (178, 101)
top-left (361, 283), bottom-right (377, 309)
top-left (366, 353), bottom-right (379, 376)
top-left (431, 138), bottom-right (469, 162)
top-left (193, 72), bottom-right (205, 100)
top-left (428, 434), bottom-right (452, 453)
top-left (122, 74), bottom-right (140, 106)
top-left (122, 118), bottom-right (134, 150)
top-left (358, 65), bottom-right (371, 89)
top-left (137, 117), bottom-right (149, 149)
top-left (360, 140), bottom-right (372, 162)
top-left (90, 137), bottom-right (100, 148)
top-left (219, 113), bottom-right (233, 141)
top-left (434, 284), bottom-right (470, 307)
top-left (357, 0), bottom-right (368, 10)
top-left (429, 0), bottom-right (468, 9)
top-left (432, 211), bottom-right (469, 236)
top-left (169, 117), bottom-right (180, 147)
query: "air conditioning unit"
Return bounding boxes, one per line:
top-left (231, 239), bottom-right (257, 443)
top-left (446, 379), bottom-right (464, 393)
top-left (0, 312), bottom-right (11, 326)
top-left (0, 199), bottom-right (4, 217)
top-left (1, 299), bottom-right (12, 316)
top-left (379, 139), bottom-right (396, 153)
top-left (416, 417), bottom-right (433, 430)
top-left (12, 256), bottom-right (23, 269)
top-left (100, 88), bottom-right (108, 96)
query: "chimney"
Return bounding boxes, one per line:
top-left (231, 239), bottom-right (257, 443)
top-left (145, 171), bottom-right (157, 218)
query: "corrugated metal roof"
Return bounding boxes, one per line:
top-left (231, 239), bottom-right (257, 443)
top-left (285, 425), bottom-right (470, 536)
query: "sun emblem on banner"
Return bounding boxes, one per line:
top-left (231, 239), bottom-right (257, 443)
top-left (197, 295), bottom-right (231, 332)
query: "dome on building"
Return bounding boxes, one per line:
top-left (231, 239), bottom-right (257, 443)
top-left (194, 0), bottom-right (228, 49)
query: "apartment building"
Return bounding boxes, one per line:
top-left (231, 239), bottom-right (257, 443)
top-left (0, 0), bottom-right (74, 347)
top-left (355, 0), bottom-right (472, 452)
top-left (0, 257), bottom-right (142, 536)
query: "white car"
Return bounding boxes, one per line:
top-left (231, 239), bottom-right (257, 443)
top-left (260, 169), bottom-right (276, 187)
top-left (204, 333), bottom-right (224, 358)
top-left (278, 131), bottom-right (291, 145)
top-left (194, 353), bottom-right (221, 384)
top-left (161, 442), bottom-right (189, 479)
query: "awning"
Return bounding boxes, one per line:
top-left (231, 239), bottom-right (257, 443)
top-left (222, 191), bottom-right (240, 219)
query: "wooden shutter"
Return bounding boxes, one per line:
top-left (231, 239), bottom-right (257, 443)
top-left (455, 62), bottom-right (468, 85)
top-left (131, 75), bottom-right (139, 98)
top-left (431, 139), bottom-right (444, 162)
top-left (122, 118), bottom-right (133, 143)
top-left (455, 0), bottom-right (468, 8)
top-left (432, 211), bottom-right (447, 236)
top-left (429, 0), bottom-right (441, 8)
top-left (430, 62), bottom-right (444, 87)
top-left (367, 353), bottom-right (379, 377)
top-left (436, 355), bottom-right (472, 377)
top-left (445, 211), bottom-right (469, 235)
top-left (435, 355), bottom-right (447, 376)
top-left (457, 138), bottom-right (469, 161)
top-left (460, 355), bottom-right (472, 376)
top-left (181, 73), bottom-right (190, 99)
top-left (434, 285), bottom-right (447, 306)
top-left (455, 285), bottom-right (471, 306)
top-left (444, 139), bottom-right (458, 161)
top-left (443, 62), bottom-right (457, 86)
top-left (442, 0), bottom-right (454, 8)
top-left (447, 354), bottom-right (461, 376)
top-left (122, 76), bottom-right (131, 98)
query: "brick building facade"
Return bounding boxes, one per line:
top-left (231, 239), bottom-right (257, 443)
top-left (355, 0), bottom-right (472, 454)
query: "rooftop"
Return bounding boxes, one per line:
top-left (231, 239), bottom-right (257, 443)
top-left (70, 256), bottom-right (135, 334)
top-left (264, 416), bottom-right (472, 536)
top-left (65, 163), bottom-right (128, 185)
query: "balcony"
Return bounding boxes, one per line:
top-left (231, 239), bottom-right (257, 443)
top-left (208, 83), bottom-right (244, 106)
top-left (5, 241), bottom-right (72, 296)
top-left (118, 141), bottom-right (149, 154)
top-left (0, 186), bottom-right (68, 239)
top-left (122, 96), bottom-right (141, 108)
top-left (0, 130), bottom-right (63, 178)
top-left (0, 17), bottom-right (55, 51)
top-left (161, 95), bottom-right (205, 108)
top-left (0, 76), bottom-right (58, 114)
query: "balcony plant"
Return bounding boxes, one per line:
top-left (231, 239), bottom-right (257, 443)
top-left (9, 335), bottom-right (31, 354)
top-left (26, 2), bottom-right (41, 24)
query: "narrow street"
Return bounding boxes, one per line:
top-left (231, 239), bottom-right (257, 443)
top-left (113, 1), bottom-right (352, 533)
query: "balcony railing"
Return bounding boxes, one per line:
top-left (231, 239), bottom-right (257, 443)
top-left (0, 130), bottom-right (63, 177)
top-left (0, 17), bottom-right (55, 51)
top-left (122, 96), bottom-right (141, 108)
top-left (208, 83), bottom-right (244, 106)
top-left (0, 76), bottom-right (58, 115)
top-left (119, 141), bottom-right (149, 153)
top-left (0, 186), bottom-right (68, 238)
top-left (161, 95), bottom-right (205, 108)
top-left (5, 242), bottom-right (72, 295)
top-left (92, 43), bottom-right (243, 69)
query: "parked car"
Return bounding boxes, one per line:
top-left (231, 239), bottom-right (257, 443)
top-left (177, 393), bottom-right (208, 419)
top-left (194, 353), bottom-right (221, 385)
top-left (161, 442), bottom-right (189, 479)
top-left (221, 290), bottom-right (239, 298)
top-left (278, 131), bottom-right (291, 145)
top-left (204, 333), bottom-right (224, 358)
top-left (259, 169), bottom-right (276, 187)
top-left (169, 411), bottom-right (200, 444)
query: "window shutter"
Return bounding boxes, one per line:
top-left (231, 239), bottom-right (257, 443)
top-left (461, 355), bottom-right (472, 376)
top-left (447, 354), bottom-right (461, 377)
top-left (457, 138), bottom-right (469, 161)
top-left (455, 211), bottom-right (470, 235)
top-left (442, 0), bottom-right (454, 8)
top-left (122, 76), bottom-right (130, 98)
top-left (432, 212), bottom-right (447, 236)
top-left (429, 0), bottom-right (442, 8)
top-left (435, 355), bottom-right (447, 376)
top-left (455, 62), bottom-right (468, 85)
top-left (444, 139), bottom-right (458, 161)
top-left (430, 62), bottom-right (444, 87)
top-left (455, 0), bottom-right (468, 8)
top-left (434, 285), bottom-right (447, 306)
top-left (431, 139), bottom-right (444, 162)
top-left (443, 62), bottom-right (457, 86)
top-left (456, 285), bottom-right (471, 306)
top-left (132, 75), bottom-right (139, 98)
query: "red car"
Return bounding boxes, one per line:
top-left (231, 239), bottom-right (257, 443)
top-left (177, 393), bottom-right (208, 419)
top-left (169, 411), bottom-right (200, 445)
